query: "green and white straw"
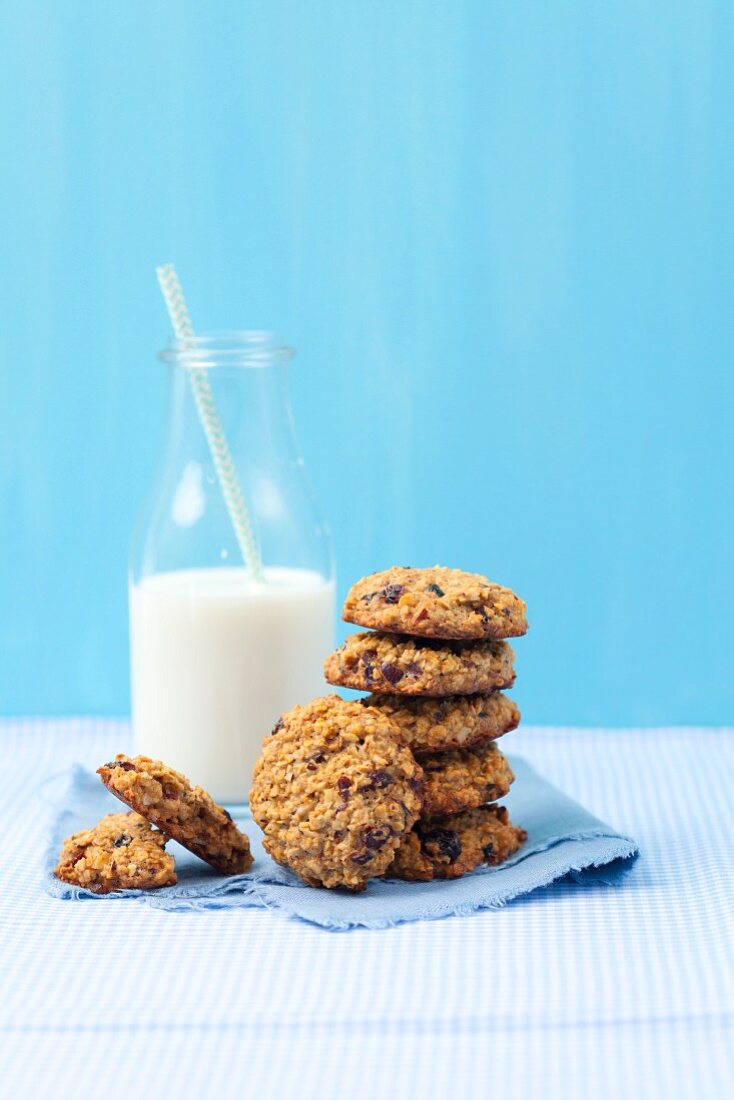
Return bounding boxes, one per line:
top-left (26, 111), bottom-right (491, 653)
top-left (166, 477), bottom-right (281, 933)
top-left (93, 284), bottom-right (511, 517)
top-left (156, 263), bottom-right (264, 584)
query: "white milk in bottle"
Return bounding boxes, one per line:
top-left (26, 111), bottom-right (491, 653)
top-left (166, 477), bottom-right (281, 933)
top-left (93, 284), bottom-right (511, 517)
top-left (130, 567), bottom-right (335, 804)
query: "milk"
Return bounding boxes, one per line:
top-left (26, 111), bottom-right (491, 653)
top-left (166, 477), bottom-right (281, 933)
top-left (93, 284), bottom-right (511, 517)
top-left (130, 567), bottom-right (335, 804)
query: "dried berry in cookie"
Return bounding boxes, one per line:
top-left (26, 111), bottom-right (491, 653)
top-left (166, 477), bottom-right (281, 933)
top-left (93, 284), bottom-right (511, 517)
top-left (386, 804), bottom-right (527, 882)
top-left (343, 566), bottom-right (527, 640)
top-left (98, 755), bottom-right (252, 875)
top-left (418, 741), bottom-right (515, 819)
top-left (249, 695), bottom-right (424, 890)
top-left (361, 692), bottom-right (520, 753)
top-left (324, 631), bottom-right (515, 696)
top-left (54, 812), bottom-right (176, 894)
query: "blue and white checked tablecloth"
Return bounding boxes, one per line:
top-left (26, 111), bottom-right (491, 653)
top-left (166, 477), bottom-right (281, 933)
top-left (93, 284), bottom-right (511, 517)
top-left (1, 719), bottom-right (732, 1100)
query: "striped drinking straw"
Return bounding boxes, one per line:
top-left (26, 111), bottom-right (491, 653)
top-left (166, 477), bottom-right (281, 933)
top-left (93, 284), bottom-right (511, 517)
top-left (155, 263), bottom-right (264, 584)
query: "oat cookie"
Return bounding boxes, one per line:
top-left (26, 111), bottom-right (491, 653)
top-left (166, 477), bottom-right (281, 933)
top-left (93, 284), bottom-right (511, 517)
top-left (54, 812), bottom-right (176, 894)
top-left (324, 631), bottom-right (515, 696)
top-left (419, 741), bottom-right (515, 819)
top-left (386, 804), bottom-right (527, 882)
top-left (98, 755), bottom-right (252, 875)
top-left (362, 692), bottom-right (520, 753)
top-left (343, 566), bottom-right (527, 640)
top-left (249, 695), bottom-right (424, 890)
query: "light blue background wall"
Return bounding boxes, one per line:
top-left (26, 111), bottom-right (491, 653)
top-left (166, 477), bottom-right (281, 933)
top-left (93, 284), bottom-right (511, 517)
top-left (1, 1), bottom-right (732, 724)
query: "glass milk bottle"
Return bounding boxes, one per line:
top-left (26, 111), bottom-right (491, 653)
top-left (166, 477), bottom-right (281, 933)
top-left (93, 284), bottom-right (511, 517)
top-left (129, 332), bottom-right (335, 805)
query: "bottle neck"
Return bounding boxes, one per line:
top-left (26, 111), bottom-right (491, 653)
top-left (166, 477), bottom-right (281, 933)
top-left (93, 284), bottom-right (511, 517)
top-left (159, 332), bottom-right (298, 465)
top-left (133, 333), bottom-right (332, 582)
top-left (166, 359), bottom-right (295, 449)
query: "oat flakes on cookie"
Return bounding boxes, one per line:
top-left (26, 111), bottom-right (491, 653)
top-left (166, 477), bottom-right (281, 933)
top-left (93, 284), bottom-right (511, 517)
top-left (386, 804), bottom-right (527, 882)
top-left (324, 631), bottom-right (515, 696)
top-left (249, 695), bottom-right (424, 891)
top-left (343, 566), bottom-right (527, 640)
top-left (361, 692), bottom-right (520, 753)
top-left (54, 811), bottom-right (176, 894)
top-left (98, 755), bottom-right (252, 875)
top-left (418, 741), bottom-right (515, 819)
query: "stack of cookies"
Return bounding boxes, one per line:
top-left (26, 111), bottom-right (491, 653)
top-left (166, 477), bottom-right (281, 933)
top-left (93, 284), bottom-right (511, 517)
top-left (325, 567), bottom-right (528, 883)
top-left (251, 566), bottom-right (528, 891)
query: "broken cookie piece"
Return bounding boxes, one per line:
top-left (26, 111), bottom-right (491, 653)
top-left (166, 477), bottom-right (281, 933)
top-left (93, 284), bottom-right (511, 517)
top-left (54, 811), bottom-right (176, 894)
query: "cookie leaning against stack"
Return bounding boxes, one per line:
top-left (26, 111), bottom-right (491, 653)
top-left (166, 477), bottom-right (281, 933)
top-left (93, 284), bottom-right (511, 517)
top-left (325, 566), bottom-right (528, 881)
top-left (250, 695), bottom-right (424, 891)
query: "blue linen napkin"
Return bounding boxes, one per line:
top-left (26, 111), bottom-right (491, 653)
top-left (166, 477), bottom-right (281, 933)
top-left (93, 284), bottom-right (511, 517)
top-left (44, 757), bottom-right (638, 929)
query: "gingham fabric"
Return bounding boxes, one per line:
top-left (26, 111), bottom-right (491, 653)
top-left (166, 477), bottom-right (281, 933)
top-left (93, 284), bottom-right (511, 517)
top-left (1, 719), bottom-right (732, 1099)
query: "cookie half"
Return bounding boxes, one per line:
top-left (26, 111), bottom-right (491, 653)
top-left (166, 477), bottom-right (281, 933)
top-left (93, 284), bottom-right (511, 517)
top-left (250, 695), bottom-right (424, 890)
top-left (54, 812), bottom-right (176, 894)
top-left (362, 692), bottom-right (520, 753)
top-left (386, 805), bottom-right (527, 882)
top-left (419, 741), bottom-right (515, 819)
top-left (343, 566), bottom-right (527, 640)
top-left (98, 755), bottom-right (253, 875)
top-left (324, 631), bottom-right (515, 696)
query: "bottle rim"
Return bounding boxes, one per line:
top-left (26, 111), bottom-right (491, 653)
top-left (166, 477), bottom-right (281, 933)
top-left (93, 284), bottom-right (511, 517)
top-left (158, 331), bottom-right (295, 369)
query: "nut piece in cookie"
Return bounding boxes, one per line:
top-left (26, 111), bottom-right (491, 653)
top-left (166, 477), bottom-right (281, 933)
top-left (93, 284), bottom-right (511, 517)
top-left (386, 804), bottom-right (527, 882)
top-left (343, 566), bottom-right (528, 641)
top-left (418, 741), bottom-right (515, 819)
top-left (361, 692), bottom-right (520, 753)
top-left (54, 812), bottom-right (176, 894)
top-left (324, 631), bottom-right (515, 696)
top-left (97, 755), bottom-right (252, 875)
top-left (250, 694), bottom-right (424, 890)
